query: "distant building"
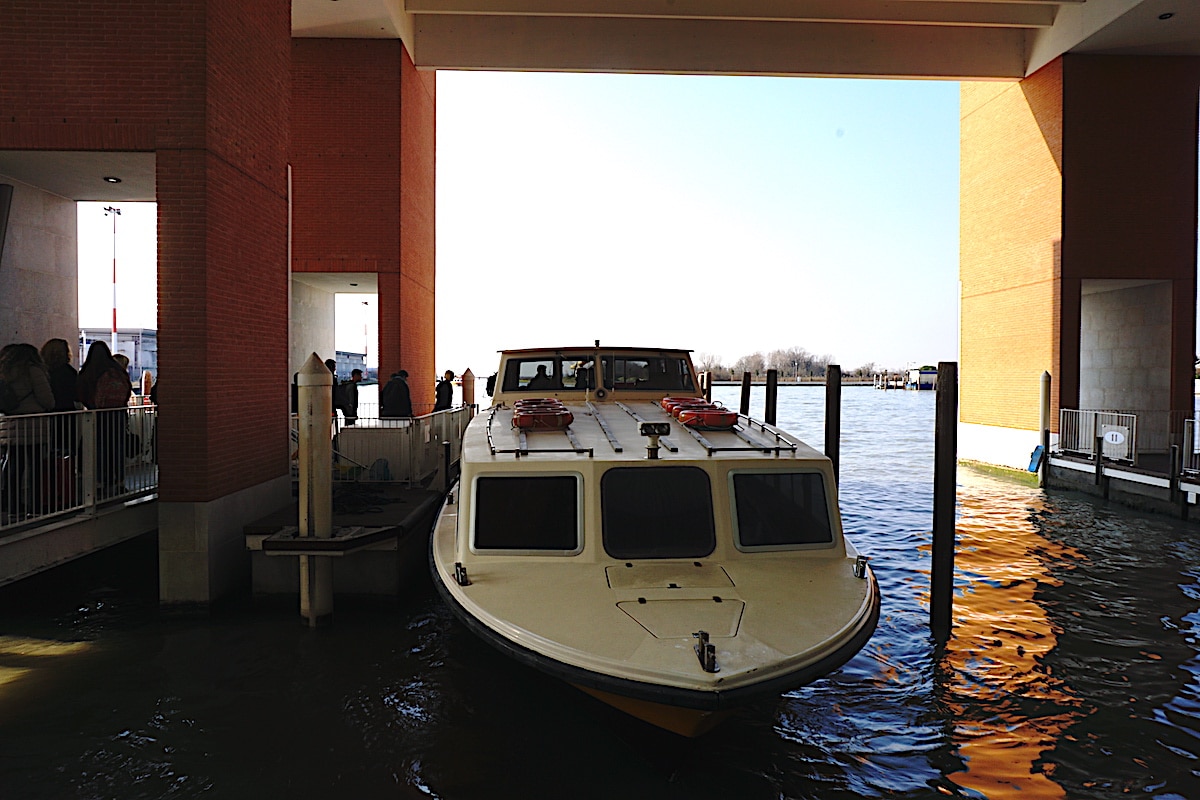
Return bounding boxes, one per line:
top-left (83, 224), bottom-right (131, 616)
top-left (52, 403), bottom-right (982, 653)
top-left (334, 350), bottom-right (365, 381)
top-left (80, 328), bottom-right (157, 385)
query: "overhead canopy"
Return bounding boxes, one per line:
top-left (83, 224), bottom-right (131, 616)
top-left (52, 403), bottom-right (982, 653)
top-left (293, 0), bottom-right (1200, 79)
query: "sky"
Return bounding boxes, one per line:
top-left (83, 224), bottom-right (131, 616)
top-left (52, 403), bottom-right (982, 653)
top-left (79, 72), bottom-right (962, 375)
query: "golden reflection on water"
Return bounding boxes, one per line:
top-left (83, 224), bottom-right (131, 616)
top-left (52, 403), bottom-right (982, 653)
top-left (934, 469), bottom-right (1088, 799)
top-left (0, 635), bottom-right (90, 695)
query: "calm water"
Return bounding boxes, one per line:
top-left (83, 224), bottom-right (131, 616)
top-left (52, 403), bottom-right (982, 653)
top-left (2, 386), bottom-right (1199, 799)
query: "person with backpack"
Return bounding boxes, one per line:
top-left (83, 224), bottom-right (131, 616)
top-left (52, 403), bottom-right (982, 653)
top-left (0, 342), bottom-right (55, 517)
top-left (78, 341), bottom-right (132, 497)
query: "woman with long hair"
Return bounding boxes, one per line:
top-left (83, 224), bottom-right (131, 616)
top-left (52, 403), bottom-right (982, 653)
top-left (40, 338), bottom-right (78, 412)
top-left (0, 342), bottom-right (54, 517)
top-left (78, 341), bottom-right (132, 497)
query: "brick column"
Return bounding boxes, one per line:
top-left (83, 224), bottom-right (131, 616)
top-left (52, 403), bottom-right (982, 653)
top-left (291, 40), bottom-right (436, 412)
top-left (0, 0), bottom-right (293, 603)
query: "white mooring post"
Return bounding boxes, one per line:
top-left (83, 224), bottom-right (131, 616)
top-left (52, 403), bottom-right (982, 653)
top-left (297, 353), bottom-right (334, 627)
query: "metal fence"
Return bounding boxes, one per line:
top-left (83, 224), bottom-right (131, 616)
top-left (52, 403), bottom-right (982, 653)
top-left (291, 406), bottom-right (474, 486)
top-left (1058, 409), bottom-right (1138, 462)
top-left (4, 404), bottom-right (474, 534)
top-left (1183, 417), bottom-right (1200, 475)
top-left (1, 406), bottom-right (159, 532)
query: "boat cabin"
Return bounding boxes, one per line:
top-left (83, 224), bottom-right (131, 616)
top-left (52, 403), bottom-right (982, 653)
top-left (489, 346), bottom-right (699, 405)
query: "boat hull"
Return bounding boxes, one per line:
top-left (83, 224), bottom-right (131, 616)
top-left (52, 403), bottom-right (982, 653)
top-left (430, 491), bottom-right (881, 735)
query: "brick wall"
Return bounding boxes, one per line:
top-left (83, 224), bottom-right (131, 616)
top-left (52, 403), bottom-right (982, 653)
top-left (959, 61), bottom-right (1063, 432)
top-left (961, 55), bottom-right (1200, 436)
top-left (1, 0), bottom-right (292, 502)
top-left (1061, 56), bottom-right (1200, 413)
top-left (290, 39), bottom-right (402, 273)
top-left (291, 39), bottom-right (436, 411)
top-left (400, 49), bottom-right (437, 411)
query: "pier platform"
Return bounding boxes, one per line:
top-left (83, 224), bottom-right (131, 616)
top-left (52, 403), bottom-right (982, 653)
top-left (244, 483), bottom-right (444, 596)
top-left (1046, 453), bottom-right (1200, 520)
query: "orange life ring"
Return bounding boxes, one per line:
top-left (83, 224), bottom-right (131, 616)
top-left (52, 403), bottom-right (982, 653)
top-left (676, 407), bottom-right (738, 429)
top-left (660, 397), bottom-right (709, 413)
top-left (514, 398), bottom-right (562, 408)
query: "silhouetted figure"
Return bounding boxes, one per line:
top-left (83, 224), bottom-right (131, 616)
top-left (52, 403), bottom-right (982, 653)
top-left (526, 364), bottom-right (553, 389)
top-left (380, 370), bottom-right (413, 418)
top-left (40, 338), bottom-right (78, 412)
top-left (434, 370), bottom-right (455, 411)
top-left (341, 368), bottom-right (363, 425)
top-left (0, 343), bottom-right (55, 516)
top-left (78, 341), bottom-right (132, 497)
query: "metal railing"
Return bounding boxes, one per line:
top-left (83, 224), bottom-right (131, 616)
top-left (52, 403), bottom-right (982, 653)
top-left (4, 403), bottom-right (472, 533)
top-left (1, 405), bottom-right (158, 532)
top-left (1058, 409), bottom-right (1137, 462)
top-left (290, 405), bottom-right (474, 486)
top-left (1183, 417), bottom-right (1200, 475)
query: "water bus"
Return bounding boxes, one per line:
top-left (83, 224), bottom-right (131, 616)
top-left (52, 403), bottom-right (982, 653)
top-left (430, 345), bottom-right (880, 736)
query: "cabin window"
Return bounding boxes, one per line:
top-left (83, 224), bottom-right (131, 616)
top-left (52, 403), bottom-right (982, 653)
top-left (601, 467), bottom-right (715, 559)
top-left (473, 475), bottom-right (581, 553)
top-left (731, 471), bottom-right (834, 549)
top-left (502, 359), bottom-right (562, 392)
top-left (561, 356), bottom-right (595, 390)
top-left (601, 355), bottom-right (695, 391)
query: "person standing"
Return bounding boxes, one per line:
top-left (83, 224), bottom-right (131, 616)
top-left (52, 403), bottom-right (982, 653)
top-left (78, 341), bottom-right (132, 496)
top-left (40, 338), bottom-right (80, 466)
top-left (433, 370), bottom-right (455, 412)
top-left (341, 368), bottom-right (363, 425)
top-left (40, 339), bottom-right (78, 412)
top-left (0, 343), bottom-right (55, 516)
top-left (380, 370), bottom-right (413, 418)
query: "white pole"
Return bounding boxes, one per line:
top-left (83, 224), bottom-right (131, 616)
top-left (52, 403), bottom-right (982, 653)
top-left (297, 352), bottom-right (334, 627)
top-left (104, 206), bottom-right (121, 353)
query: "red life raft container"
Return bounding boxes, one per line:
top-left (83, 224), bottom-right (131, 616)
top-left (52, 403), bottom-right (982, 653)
top-left (676, 406), bottom-right (738, 430)
top-left (513, 409), bottom-right (574, 429)
top-left (514, 399), bottom-right (562, 411)
top-left (660, 397), bottom-right (710, 414)
top-left (512, 398), bottom-right (574, 429)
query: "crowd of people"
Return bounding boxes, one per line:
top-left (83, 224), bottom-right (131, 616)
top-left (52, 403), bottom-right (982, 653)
top-left (290, 360), bottom-right (461, 425)
top-left (320, 363), bottom-right (459, 421)
top-left (0, 339), bottom-right (146, 518)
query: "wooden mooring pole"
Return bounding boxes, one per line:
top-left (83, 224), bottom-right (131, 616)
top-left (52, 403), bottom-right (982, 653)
top-left (765, 369), bottom-right (778, 425)
top-left (825, 365), bottom-right (841, 486)
top-left (931, 361), bottom-right (958, 644)
top-left (739, 372), bottom-right (752, 416)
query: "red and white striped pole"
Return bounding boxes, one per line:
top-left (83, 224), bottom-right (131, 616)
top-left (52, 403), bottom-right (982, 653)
top-left (104, 206), bottom-right (121, 353)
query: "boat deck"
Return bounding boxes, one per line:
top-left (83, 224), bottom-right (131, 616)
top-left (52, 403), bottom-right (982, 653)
top-left (474, 398), bottom-right (826, 463)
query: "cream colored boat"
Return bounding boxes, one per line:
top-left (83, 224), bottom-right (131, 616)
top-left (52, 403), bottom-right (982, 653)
top-left (430, 346), bottom-right (880, 736)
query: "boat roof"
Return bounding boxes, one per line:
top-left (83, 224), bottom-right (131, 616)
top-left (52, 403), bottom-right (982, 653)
top-left (496, 345), bottom-right (693, 355)
top-left (467, 399), bottom-right (829, 465)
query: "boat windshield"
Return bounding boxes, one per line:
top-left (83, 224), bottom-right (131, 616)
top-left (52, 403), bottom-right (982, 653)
top-left (601, 355), bottom-right (695, 392)
top-left (601, 466), bottom-right (715, 559)
top-left (731, 471), bottom-right (835, 549)
top-left (500, 353), bottom-right (695, 393)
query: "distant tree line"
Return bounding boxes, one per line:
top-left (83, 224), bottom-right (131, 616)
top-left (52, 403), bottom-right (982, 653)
top-left (695, 347), bottom-right (900, 381)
